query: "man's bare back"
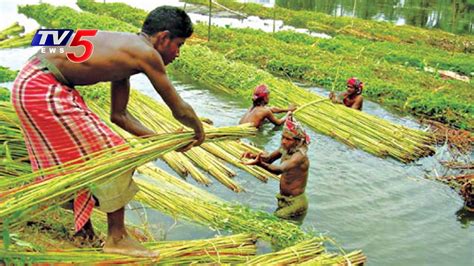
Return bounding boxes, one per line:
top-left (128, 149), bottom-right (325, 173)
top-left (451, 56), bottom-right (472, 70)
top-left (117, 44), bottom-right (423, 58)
top-left (41, 31), bottom-right (164, 85)
top-left (239, 106), bottom-right (273, 128)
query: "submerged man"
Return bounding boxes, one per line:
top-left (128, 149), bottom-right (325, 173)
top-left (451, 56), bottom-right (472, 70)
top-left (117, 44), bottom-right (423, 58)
top-left (239, 84), bottom-right (296, 128)
top-left (11, 6), bottom-right (204, 258)
top-left (329, 77), bottom-right (364, 110)
top-left (242, 114), bottom-right (310, 219)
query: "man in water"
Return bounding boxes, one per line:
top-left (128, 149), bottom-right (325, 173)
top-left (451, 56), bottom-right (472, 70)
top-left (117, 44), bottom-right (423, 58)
top-left (329, 77), bottom-right (364, 110)
top-left (11, 6), bottom-right (204, 258)
top-left (239, 84), bottom-right (296, 128)
top-left (242, 114), bottom-right (310, 219)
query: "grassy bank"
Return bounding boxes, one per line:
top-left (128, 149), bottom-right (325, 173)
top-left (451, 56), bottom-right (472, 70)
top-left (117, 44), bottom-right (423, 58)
top-left (184, 0), bottom-right (474, 53)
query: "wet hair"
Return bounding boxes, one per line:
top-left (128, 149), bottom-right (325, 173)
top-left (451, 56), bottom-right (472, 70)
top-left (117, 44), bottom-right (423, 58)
top-left (142, 6), bottom-right (193, 38)
top-left (252, 97), bottom-right (267, 108)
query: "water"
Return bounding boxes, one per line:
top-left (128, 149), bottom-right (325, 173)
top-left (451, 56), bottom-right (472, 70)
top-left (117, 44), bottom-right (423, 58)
top-left (242, 0), bottom-right (474, 35)
top-left (1, 1), bottom-right (473, 265)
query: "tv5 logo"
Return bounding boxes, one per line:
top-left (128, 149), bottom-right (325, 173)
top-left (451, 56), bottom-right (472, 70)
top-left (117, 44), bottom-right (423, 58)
top-left (31, 29), bottom-right (98, 63)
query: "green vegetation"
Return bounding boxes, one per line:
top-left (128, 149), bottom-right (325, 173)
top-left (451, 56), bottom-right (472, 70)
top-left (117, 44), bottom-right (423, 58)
top-left (192, 25), bottom-right (474, 130)
top-left (18, 3), bottom-right (137, 32)
top-left (74, 0), bottom-right (473, 129)
top-left (0, 66), bottom-right (18, 83)
top-left (0, 31), bottom-right (35, 49)
top-left (185, 0), bottom-right (474, 53)
top-left (273, 32), bottom-right (473, 77)
top-left (0, 22), bottom-right (24, 41)
top-left (0, 87), bottom-right (10, 102)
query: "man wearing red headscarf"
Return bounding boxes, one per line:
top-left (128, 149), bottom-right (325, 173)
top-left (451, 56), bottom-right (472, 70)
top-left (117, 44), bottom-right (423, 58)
top-left (329, 77), bottom-right (364, 110)
top-left (242, 114), bottom-right (310, 220)
top-left (239, 84), bottom-right (296, 128)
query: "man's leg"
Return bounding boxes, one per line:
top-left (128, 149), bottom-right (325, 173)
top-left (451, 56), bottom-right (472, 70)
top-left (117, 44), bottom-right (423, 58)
top-left (103, 207), bottom-right (159, 258)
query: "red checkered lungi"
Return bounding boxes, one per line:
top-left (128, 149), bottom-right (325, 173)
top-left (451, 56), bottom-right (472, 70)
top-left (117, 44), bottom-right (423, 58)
top-left (11, 56), bottom-right (126, 232)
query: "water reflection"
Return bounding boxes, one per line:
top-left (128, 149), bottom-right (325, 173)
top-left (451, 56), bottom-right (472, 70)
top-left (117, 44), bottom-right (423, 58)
top-left (242, 0), bottom-right (473, 34)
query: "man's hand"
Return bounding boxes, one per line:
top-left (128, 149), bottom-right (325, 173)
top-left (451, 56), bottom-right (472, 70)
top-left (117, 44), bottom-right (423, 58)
top-left (288, 104), bottom-right (297, 112)
top-left (200, 117), bottom-right (214, 125)
top-left (241, 151), bottom-right (258, 160)
top-left (177, 128), bottom-right (205, 153)
top-left (329, 92), bottom-right (338, 103)
top-left (241, 153), bottom-right (263, 166)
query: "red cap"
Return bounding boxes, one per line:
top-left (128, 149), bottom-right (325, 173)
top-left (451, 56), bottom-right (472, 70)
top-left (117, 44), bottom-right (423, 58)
top-left (252, 84), bottom-right (270, 101)
top-left (347, 77), bottom-right (364, 94)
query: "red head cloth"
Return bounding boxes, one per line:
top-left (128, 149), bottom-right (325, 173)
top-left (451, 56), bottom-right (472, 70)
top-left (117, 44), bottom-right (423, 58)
top-left (347, 77), bottom-right (364, 95)
top-left (252, 84), bottom-right (270, 101)
top-left (283, 114), bottom-right (310, 145)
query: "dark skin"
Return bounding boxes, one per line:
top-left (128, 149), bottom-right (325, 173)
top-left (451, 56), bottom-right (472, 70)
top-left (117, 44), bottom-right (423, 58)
top-left (239, 95), bottom-right (296, 128)
top-left (39, 31), bottom-right (206, 258)
top-left (242, 132), bottom-right (309, 197)
top-left (329, 85), bottom-right (363, 110)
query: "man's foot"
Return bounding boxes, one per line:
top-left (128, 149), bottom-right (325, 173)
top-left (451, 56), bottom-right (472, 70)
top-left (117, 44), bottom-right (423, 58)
top-left (103, 235), bottom-right (159, 258)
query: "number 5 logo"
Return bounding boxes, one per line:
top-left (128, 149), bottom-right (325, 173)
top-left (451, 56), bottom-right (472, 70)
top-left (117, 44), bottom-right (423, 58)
top-left (66, 29), bottom-right (98, 63)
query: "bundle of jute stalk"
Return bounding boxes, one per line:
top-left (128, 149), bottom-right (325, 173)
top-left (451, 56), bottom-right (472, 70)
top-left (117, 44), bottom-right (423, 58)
top-left (244, 237), bottom-right (366, 265)
top-left (171, 45), bottom-right (436, 163)
top-left (0, 124), bottom-right (256, 230)
top-left (135, 177), bottom-right (317, 248)
top-left (0, 110), bottom-right (353, 254)
top-left (300, 250), bottom-right (367, 265)
top-left (126, 88), bottom-right (277, 182)
top-left (0, 233), bottom-right (257, 264)
top-left (0, 110), bottom-right (316, 250)
top-left (79, 84), bottom-right (277, 190)
top-left (245, 238), bottom-right (325, 264)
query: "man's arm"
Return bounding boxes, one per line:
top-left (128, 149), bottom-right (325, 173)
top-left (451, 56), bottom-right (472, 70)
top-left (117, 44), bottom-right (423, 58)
top-left (258, 152), bottom-right (303, 175)
top-left (139, 49), bottom-right (204, 146)
top-left (262, 149), bottom-right (282, 164)
top-left (270, 104), bottom-right (297, 114)
top-left (110, 78), bottom-right (155, 137)
top-left (329, 91), bottom-right (344, 104)
top-left (351, 96), bottom-right (363, 110)
top-left (265, 110), bottom-right (288, 126)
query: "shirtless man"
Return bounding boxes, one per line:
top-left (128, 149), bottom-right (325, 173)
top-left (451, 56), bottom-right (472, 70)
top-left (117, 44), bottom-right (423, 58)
top-left (242, 114), bottom-right (310, 219)
top-left (329, 77), bottom-right (364, 110)
top-left (239, 84), bottom-right (296, 128)
top-left (11, 6), bottom-right (203, 257)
